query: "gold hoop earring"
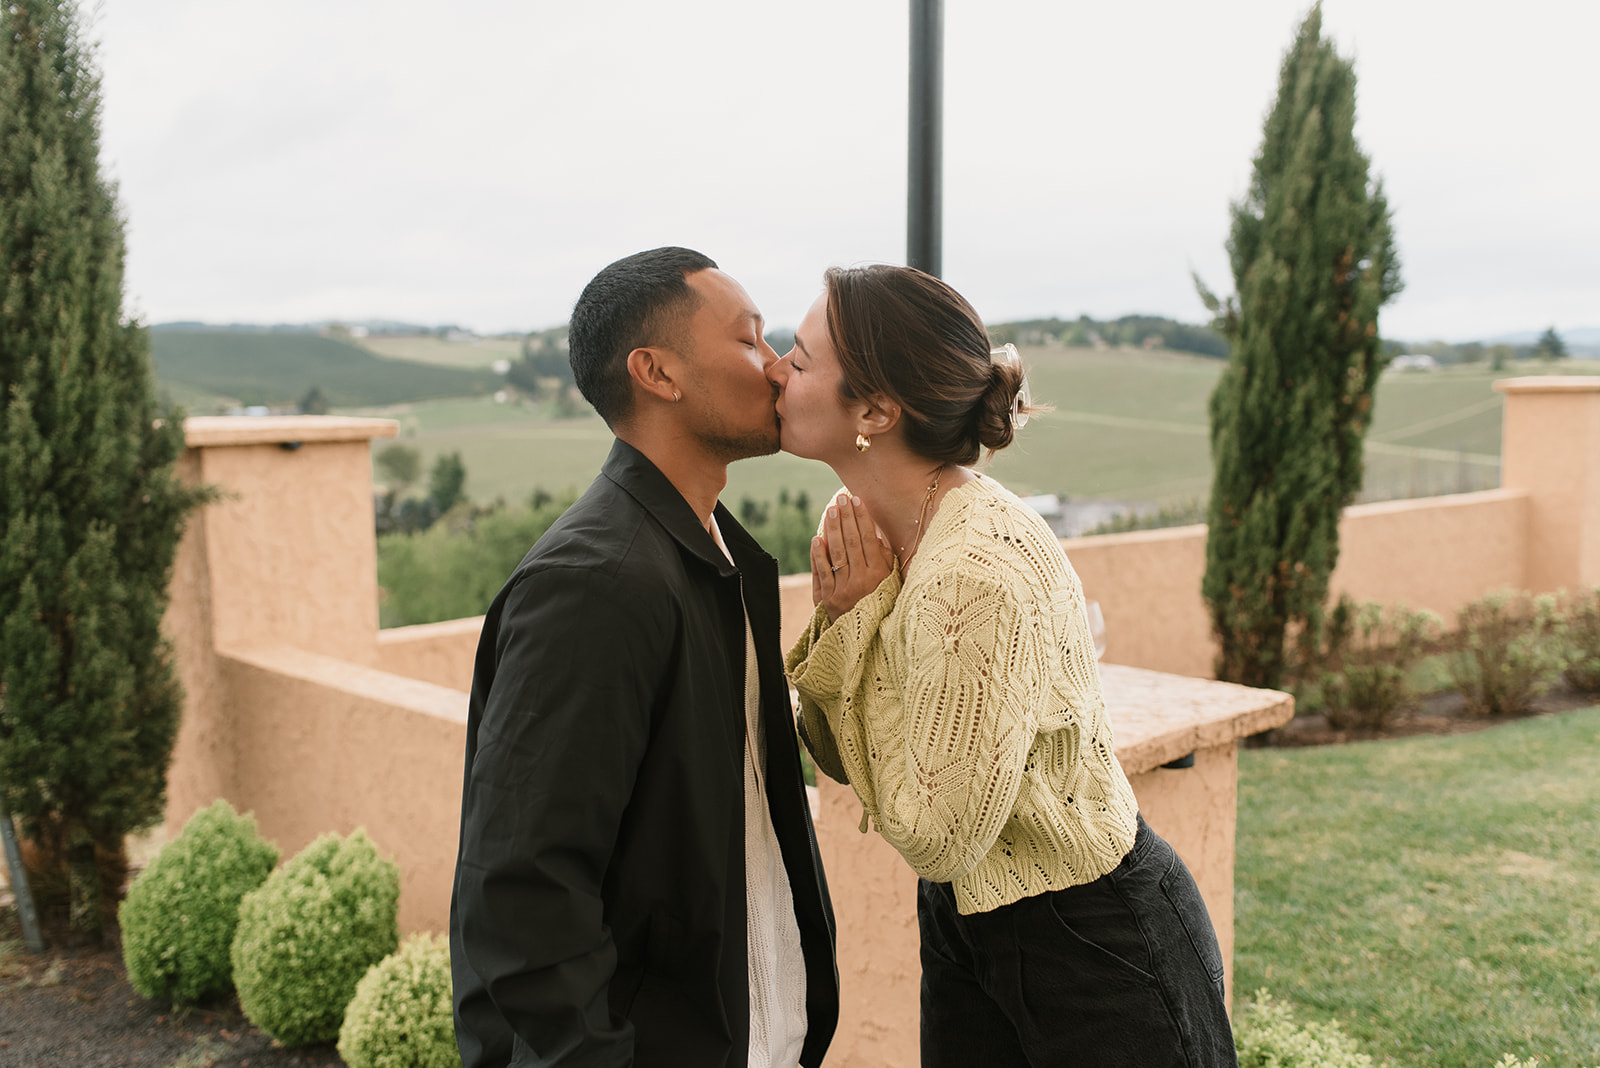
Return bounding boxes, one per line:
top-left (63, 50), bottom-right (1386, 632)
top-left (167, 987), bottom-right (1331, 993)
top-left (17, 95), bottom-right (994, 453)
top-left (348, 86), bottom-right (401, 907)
top-left (855, 433), bottom-right (871, 453)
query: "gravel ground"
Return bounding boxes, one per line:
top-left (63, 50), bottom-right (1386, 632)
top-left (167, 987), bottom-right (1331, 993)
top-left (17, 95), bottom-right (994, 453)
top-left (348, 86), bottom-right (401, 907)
top-left (0, 911), bottom-right (345, 1068)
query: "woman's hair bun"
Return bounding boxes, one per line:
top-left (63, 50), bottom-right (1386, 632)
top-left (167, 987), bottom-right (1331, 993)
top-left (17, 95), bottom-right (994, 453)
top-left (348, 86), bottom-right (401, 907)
top-left (975, 359), bottom-right (1025, 452)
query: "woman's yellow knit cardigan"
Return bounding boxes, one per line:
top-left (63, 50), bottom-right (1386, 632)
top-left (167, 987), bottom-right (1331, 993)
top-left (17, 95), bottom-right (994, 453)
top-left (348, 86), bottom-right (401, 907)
top-left (786, 476), bottom-right (1139, 916)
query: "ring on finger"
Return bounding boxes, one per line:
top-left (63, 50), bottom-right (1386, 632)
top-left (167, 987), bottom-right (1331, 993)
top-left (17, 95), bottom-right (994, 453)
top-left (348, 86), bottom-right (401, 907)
top-left (830, 564), bottom-right (842, 574)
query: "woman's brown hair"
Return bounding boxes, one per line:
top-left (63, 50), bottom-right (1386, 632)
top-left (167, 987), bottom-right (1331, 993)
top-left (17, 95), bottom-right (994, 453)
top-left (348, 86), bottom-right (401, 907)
top-left (823, 264), bottom-right (1036, 466)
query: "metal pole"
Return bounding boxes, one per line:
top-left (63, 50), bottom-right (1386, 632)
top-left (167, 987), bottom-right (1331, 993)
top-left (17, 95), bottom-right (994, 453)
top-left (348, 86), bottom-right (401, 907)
top-left (907, 0), bottom-right (943, 277)
top-left (0, 797), bottom-right (46, 953)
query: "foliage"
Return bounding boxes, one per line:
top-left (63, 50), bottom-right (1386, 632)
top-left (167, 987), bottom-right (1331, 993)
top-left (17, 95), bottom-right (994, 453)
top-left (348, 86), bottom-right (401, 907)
top-left (378, 492), bottom-right (576, 626)
top-left (119, 801), bottom-right (278, 1005)
top-left (376, 444), bottom-right (422, 493)
top-left (150, 329), bottom-right (500, 409)
top-left (1449, 590), bottom-right (1565, 716)
top-left (375, 448), bottom-right (471, 536)
top-left (1237, 708), bottom-right (1600, 1066)
top-left (1195, 4), bottom-right (1401, 689)
top-left (230, 830), bottom-right (400, 1047)
top-left (1310, 598), bottom-right (1442, 730)
top-left (0, 0), bottom-right (214, 938)
top-left (1082, 498), bottom-right (1206, 536)
top-left (1558, 586), bottom-right (1600, 693)
top-left (740, 489), bottom-right (816, 575)
top-left (298, 385), bottom-right (329, 415)
top-left (505, 327), bottom-right (574, 399)
top-left (337, 932), bottom-right (458, 1068)
top-left (1233, 990), bottom-right (1373, 1067)
top-left (427, 451), bottom-right (467, 514)
top-left (1531, 327), bottom-right (1567, 362)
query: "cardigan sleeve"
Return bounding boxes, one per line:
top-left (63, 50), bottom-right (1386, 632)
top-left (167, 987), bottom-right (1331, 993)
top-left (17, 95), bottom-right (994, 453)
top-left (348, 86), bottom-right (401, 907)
top-left (786, 571), bottom-right (901, 789)
top-left (826, 566), bottom-right (1047, 883)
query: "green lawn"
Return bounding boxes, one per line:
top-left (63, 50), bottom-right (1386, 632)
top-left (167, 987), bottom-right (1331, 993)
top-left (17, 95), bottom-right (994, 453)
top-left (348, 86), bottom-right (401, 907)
top-left (1235, 707), bottom-right (1600, 1066)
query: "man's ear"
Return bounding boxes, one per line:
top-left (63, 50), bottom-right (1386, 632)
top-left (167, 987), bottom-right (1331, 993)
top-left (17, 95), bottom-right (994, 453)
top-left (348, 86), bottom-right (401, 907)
top-left (626, 346), bottom-right (681, 405)
top-left (857, 394), bottom-right (901, 437)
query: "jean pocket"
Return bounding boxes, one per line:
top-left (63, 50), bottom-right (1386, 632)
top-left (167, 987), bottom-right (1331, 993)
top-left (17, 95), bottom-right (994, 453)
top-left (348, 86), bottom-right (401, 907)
top-left (1043, 882), bottom-right (1159, 984)
top-left (1158, 857), bottom-right (1226, 987)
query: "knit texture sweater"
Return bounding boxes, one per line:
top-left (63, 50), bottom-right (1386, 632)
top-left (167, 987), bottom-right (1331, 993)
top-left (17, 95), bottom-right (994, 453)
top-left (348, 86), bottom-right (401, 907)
top-left (786, 475), bottom-right (1139, 916)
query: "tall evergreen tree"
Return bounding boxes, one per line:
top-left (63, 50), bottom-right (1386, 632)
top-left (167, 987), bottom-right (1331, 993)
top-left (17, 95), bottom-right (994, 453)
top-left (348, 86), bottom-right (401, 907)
top-left (1195, 4), bottom-right (1401, 689)
top-left (1, 0), bottom-right (210, 938)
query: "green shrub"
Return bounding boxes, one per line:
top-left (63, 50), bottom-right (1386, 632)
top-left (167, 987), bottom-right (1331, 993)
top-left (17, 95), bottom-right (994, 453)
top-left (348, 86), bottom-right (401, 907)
top-left (1450, 590), bottom-right (1565, 716)
top-left (119, 800), bottom-right (279, 1004)
top-left (1233, 990), bottom-right (1373, 1067)
top-left (1313, 597), bottom-right (1442, 730)
top-left (230, 829), bottom-right (400, 1047)
top-left (377, 492), bottom-right (574, 626)
top-left (337, 932), bottom-right (458, 1068)
top-left (1557, 586), bottom-right (1600, 693)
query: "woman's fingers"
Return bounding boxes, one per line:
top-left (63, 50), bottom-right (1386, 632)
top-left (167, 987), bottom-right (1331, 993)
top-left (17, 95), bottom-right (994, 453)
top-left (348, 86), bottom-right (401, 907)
top-left (848, 496), bottom-right (892, 569)
top-left (823, 496), bottom-right (847, 570)
top-left (811, 533), bottom-right (835, 600)
top-left (837, 495), bottom-right (866, 567)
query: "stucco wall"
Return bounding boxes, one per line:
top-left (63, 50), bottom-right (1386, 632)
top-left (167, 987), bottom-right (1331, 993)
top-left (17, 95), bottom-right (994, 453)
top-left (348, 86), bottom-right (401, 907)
top-left (1498, 378), bottom-right (1600, 591)
top-left (220, 645), bottom-right (468, 932)
top-left (378, 617), bottom-right (485, 690)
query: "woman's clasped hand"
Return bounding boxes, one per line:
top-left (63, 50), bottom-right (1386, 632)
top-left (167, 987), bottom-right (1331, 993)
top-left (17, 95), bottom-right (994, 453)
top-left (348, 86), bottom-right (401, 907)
top-left (810, 493), bottom-right (894, 623)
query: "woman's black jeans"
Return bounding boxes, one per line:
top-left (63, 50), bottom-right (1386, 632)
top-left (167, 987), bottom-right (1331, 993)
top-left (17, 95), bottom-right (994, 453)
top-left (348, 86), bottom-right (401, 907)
top-left (918, 815), bottom-right (1237, 1067)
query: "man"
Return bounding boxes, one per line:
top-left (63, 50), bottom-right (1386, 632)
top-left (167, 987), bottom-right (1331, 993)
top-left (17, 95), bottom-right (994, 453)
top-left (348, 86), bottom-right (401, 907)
top-left (451, 247), bottom-right (839, 1067)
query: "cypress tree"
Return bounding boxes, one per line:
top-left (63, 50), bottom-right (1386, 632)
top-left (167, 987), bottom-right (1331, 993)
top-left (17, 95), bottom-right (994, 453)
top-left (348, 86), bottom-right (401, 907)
top-left (1195, 4), bottom-right (1401, 689)
top-left (1, 0), bottom-right (210, 938)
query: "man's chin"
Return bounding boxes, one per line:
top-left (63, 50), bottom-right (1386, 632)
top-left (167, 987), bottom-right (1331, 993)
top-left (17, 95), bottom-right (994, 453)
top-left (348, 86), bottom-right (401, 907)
top-left (710, 428), bottom-right (782, 464)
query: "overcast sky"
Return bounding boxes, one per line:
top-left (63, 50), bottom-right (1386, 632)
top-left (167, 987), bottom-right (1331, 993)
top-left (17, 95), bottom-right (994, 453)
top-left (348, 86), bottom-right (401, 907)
top-left (95, 0), bottom-right (1597, 341)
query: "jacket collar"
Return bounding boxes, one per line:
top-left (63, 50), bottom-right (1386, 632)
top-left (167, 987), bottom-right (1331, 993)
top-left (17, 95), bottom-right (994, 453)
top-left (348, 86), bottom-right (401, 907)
top-left (600, 438), bottom-right (750, 579)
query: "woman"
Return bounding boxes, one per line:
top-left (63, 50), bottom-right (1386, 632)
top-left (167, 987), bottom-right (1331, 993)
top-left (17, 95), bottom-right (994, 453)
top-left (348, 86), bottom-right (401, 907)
top-left (769, 265), bottom-right (1237, 1067)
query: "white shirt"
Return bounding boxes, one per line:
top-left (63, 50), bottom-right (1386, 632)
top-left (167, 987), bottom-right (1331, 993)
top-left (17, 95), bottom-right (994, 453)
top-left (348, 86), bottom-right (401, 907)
top-left (710, 516), bottom-right (808, 1068)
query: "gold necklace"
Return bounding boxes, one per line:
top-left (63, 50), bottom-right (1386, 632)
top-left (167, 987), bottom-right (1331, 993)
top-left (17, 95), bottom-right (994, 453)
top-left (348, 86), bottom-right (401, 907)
top-left (897, 465), bottom-right (947, 561)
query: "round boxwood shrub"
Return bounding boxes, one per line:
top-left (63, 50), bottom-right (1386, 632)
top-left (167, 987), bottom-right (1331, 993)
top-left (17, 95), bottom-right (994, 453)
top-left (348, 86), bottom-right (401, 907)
top-left (337, 932), bottom-right (457, 1068)
top-left (119, 799), bottom-right (279, 1004)
top-left (1234, 990), bottom-right (1373, 1067)
top-left (230, 829), bottom-right (400, 1047)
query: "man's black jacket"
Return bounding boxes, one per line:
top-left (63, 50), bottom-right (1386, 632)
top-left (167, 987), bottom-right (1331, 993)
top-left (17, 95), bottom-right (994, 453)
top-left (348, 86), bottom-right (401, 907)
top-left (450, 439), bottom-right (839, 1066)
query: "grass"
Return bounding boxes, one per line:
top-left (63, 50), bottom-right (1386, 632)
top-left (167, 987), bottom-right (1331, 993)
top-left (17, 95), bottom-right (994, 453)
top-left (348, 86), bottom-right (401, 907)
top-left (150, 329), bottom-right (503, 409)
top-left (1235, 706), bottom-right (1600, 1066)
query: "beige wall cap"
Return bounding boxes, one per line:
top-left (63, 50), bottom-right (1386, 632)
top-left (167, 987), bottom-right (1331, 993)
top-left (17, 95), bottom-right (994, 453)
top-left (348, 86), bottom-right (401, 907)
top-left (1102, 664), bottom-right (1294, 773)
top-left (184, 415), bottom-right (400, 447)
top-left (1493, 376), bottom-right (1600, 395)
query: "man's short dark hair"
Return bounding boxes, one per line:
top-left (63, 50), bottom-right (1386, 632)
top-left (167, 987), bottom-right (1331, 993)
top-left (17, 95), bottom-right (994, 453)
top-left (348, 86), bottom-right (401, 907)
top-left (568, 247), bottom-right (717, 426)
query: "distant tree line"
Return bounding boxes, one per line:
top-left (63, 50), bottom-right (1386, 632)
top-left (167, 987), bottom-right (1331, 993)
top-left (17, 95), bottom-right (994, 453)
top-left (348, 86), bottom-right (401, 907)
top-left (1383, 326), bottom-right (1570, 368)
top-left (989, 315), bottom-right (1230, 358)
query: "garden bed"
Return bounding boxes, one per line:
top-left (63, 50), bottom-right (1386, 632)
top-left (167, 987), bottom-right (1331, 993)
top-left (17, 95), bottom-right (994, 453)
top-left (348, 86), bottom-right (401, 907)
top-left (0, 914), bottom-right (343, 1068)
top-left (1257, 683), bottom-right (1600, 747)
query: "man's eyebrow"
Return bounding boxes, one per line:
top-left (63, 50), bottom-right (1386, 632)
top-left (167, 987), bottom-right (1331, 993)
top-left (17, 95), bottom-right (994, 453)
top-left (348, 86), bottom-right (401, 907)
top-left (737, 308), bottom-right (764, 332)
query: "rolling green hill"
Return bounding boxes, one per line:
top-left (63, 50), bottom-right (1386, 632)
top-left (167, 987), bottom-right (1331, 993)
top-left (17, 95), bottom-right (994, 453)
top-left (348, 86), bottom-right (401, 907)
top-left (151, 329), bottom-right (504, 409)
top-left (349, 348), bottom-right (1593, 514)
